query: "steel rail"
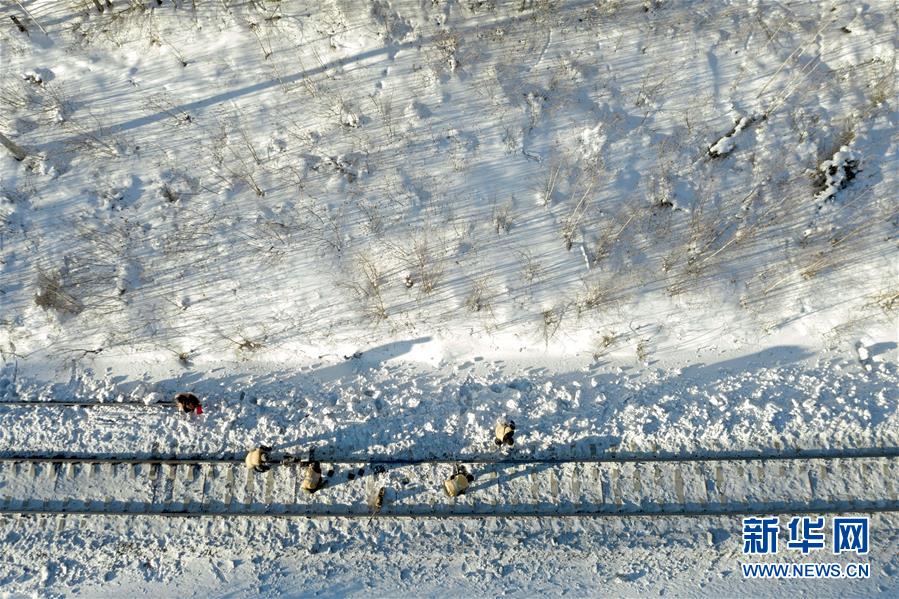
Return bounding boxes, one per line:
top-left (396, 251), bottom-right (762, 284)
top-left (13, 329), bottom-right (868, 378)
top-left (1, 503), bottom-right (897, 519)
top-left (0, 401), bottom-right (172, 407)
top-left (1, 447), bottom-right (897, 465)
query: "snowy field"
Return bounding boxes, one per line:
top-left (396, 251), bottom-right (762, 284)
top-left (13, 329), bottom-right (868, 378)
top-left (2, 513), bottom-right (898, 597)
top-left (0, 0), bottom-right (897, 596)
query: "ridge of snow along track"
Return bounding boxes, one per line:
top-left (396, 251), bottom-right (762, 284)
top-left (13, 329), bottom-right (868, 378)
top-left (1, 455), bottom-right (896, 518)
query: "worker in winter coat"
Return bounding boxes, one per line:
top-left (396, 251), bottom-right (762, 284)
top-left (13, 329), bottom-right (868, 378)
top-left (444, 465), bottom-right (475, 497)
top-left (174, 392), bottom-right (202, 414)
top-left (301, 460), bottom-right (326, 494)
top-left (494, 420), bottom-right (516, 447)
top-left (245, 445), bottom-right (272, 473)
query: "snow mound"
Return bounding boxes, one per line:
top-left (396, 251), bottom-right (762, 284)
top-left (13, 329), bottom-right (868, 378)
top-left (814, 145), bottom-right (861, 206)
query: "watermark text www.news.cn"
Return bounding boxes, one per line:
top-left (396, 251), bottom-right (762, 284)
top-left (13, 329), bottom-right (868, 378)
top-left (740, 516), bottom-right (870, 579)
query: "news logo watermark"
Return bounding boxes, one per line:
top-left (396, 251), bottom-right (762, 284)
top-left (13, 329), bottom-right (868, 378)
top-left (741, 516), bottom-right (870, 579)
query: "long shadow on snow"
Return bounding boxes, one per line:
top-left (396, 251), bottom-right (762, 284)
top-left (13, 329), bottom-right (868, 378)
top-left (44, 0), bottom-right (601, 149)
top-left (6, 343), bottom-right (895, 465)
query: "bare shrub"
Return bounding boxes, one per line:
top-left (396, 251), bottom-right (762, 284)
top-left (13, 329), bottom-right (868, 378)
top-left (492, 202), bottom-right (513, 234)
top-left (592, 331), bottom-right (620, 359)
top-left (561, 178), bottom-right (595, 251)
top-left (576, 283), bottom-right (609, 315)
top-left (299, 197), bottom-right (344, 254)
top-left (209, 121), bottom-right (266, 197)
top-left (34, 269), bottom-right (83, 315)
top-left (867, 60), bottom-right (895, 108)
top-left (160, 184), bottom-right (179, 203)
top-left (358, 200), bottom-right (385, 237)
top-left (591, 208), bottom-right (638, 267)
top-left (0, 79), bottom-right (30, 115)
top-left (464, 278), bottom-right (494, 315)
top-left (345, 253), bottom-right (389, 323)
top-left (368, 92), bottom-right (396, 139)
top-left (636, 339), bottom-right (649, 363)
top-left (540, 305), bottom-right (564, 344)
top-left (645, 171), bottom-right (674, 209)
top-left (220, 332), bottom-right (265, 353)
top-left (431, 30), bottom-right (461, 74)
top-left (868, 289), bottom-right (898, 313)
top-left (518, 250), bottom-right (544, 284)
top-left (333, 100), bottom-right (363, 129)
top-left (537, 161), bottom-right (562, 207)
top-left (388, 235), bottom-right (445, 295)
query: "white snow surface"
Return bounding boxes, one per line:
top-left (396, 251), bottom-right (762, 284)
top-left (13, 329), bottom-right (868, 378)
top-left (1, 349), bottom-right (897, 460)
top-left (0, 0), bottom-right (897, 596)
top-left (2, 514), bottom-right (898, 598)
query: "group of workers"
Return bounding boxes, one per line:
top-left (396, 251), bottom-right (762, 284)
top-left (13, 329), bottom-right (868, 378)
top-left (245, 445), bottom-right (327, 493)
top-left (241, 420), bottom-right (516, 498)
top-left (442, 420), bottom-right (515, 496)
top-left (172, 391), bottom-right (516, 499)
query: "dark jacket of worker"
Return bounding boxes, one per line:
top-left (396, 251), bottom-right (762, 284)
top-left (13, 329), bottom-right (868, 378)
top-left (174, 392), bottom-right (202, 414)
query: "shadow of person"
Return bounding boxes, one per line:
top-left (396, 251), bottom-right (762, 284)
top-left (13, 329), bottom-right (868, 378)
top-left (867, 341), bottom-right (897, 361)
top-left (309, 337), bottom-right (433, 384)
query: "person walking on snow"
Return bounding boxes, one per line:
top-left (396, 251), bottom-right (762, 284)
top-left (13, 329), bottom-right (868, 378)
top-left (245, 445), bottom-right (272, 473)
top-left (174, 392), bottom-right (203, 414)
top-left (494, 419), bottom-right (516, 447)
top-left (444, 464), bottom-right (474, 497)
top-left (301, 460), bottom-right (327, 494)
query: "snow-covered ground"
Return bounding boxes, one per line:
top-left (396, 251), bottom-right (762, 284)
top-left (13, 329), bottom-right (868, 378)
top-left (1, 348), bottom-right (897, 460)
top-left (0, 0), bottom-right (896, 596)
top-left (2, 513), bottom-right (898, 598)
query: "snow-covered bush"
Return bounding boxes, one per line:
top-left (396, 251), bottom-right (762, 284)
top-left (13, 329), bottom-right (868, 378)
top-left (708, 115), bottom-right (759, 158)
top-left (814, 145), bottom-right (861, 205)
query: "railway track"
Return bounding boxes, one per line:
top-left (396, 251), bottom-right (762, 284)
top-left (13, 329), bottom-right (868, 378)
top-left (1, 452), bottom-right (896, 518)
top-left (0, 400), bottom-right (172, 407)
